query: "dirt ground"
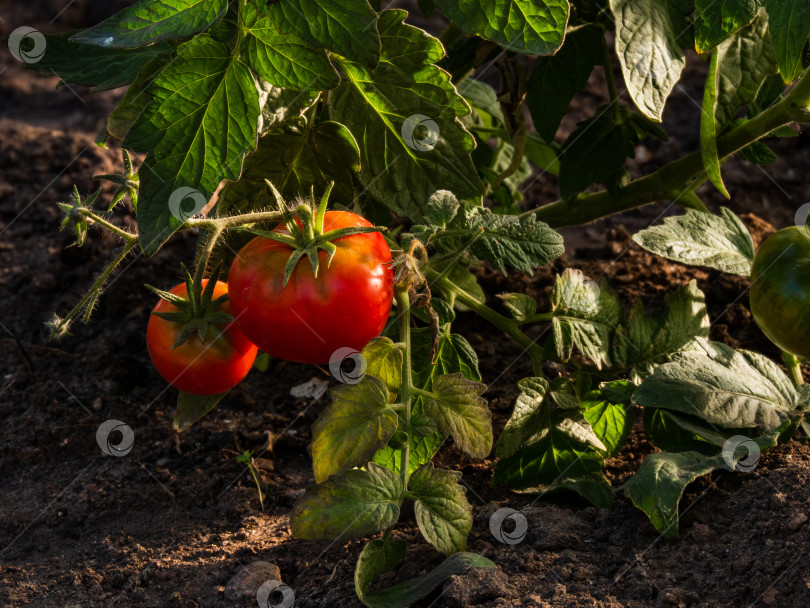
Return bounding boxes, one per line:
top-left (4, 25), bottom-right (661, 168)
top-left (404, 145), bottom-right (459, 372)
top-left (1, 3), bottom-right (810, 608)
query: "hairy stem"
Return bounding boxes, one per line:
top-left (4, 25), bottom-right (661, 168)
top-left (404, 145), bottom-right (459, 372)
top-left (395, 287), bottom-right (413, 489)
top-left (523, 67), bottom-right (810, 228)
top-left (192, 226), bottom-right (223, 296)
top-left (82, 210), bottom-right (138, 243)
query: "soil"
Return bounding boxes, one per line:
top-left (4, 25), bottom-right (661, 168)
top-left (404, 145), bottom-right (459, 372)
top-left (2, 3), bottom-right (810, 608)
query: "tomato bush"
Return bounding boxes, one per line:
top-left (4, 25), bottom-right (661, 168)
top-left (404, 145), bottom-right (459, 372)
top-left (25, 0), bottom-right (810, 604)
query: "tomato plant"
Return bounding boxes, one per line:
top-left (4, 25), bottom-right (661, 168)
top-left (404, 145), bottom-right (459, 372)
top-left (25, 0), bottom-right (810, 603)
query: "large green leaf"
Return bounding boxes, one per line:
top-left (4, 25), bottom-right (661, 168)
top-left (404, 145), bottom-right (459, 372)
top-left (409, 464), bottom-right (473, 555)
top-left (765, 0), bottom-right (810, 83)
top-left (328, 10), bottom-right (483, 220)
top-left (714, 12), bottom-right (778, 127)
top-left (434, 0), bottom-right (569, 56)
top-left (372, 328), bottom-right (480, 474)
top-left (527, 24), bottom-right (604, 141)
top-left (624, 451), bottom-right (723, 538)
top-left (240, 1), bottom-right (340, 90)
top-left (355, 539), bottom-right (496, 608)
top-left (582, 391), bottom-right (632, 457)
top-left (496, 377), bottom-right (549, 458)
top-left (694, 0), bottom-right (758, 53)
top-left (107, 54), bottom-right (172, 140)
top-left (23, 34), bottom-right (171, 92)
top-left (259, 0), bottom-right (381, 67)
top-left (609, 0), bottom-right (690, 120)
top-left (633, 340), bottom-right (799, 431)
top-left (361, 337), bottom-right (404, 397)
top-left (611, 280), bottom-right (710, 376)
top-left (424, 373), bottom-right (493, 459)
top-left (290, 463), bottom-right (402, 541)
top-left (631, 207), bottom-right (755, 276)
top-left (71, 0), bottom-right (227, 47)
top-left (310, 376), bottom-right (398, 483)
top-left (410, 191), bottom-right (564, 274)
top-left (550, 269), bottom-right (623, 369)
top-left (124, 35), bottom-right (260, 254)
top-left (217, 120), bottom-right (360, 215)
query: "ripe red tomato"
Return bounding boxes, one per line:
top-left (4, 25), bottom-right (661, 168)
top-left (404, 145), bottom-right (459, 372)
top-left (228, 210), bottom-right (394, 364)
top-left (146, 280), bottom-right (258, 395)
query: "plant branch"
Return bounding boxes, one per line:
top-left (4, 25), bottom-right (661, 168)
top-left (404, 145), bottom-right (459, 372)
top-left (523, 67), bottom-right (810, 228)
top-left (429, 271), bottom-right (545, 375)
top-left (395, 286), bottom-right (413, 489)
top-left (783, 351), bottom-right (804, 387)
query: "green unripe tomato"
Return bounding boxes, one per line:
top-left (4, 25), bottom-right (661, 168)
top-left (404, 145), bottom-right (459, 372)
top-left (749, 226), bottom-right (810, 360)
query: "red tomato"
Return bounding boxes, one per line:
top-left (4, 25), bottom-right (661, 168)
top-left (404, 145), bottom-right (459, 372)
top-left (146, 280), bottom-right (258, 395)
top-left (227, 211), bottom-right (394, 364)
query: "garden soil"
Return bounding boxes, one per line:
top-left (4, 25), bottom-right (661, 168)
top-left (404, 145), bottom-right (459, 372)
top-left (1, 2), bottom-right (809, 607)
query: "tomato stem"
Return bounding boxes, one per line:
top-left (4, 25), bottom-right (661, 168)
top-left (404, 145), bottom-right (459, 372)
top-left (192, 226), bottom-right (223, 301)
top-left (395, 286), bottom-right (413, 490)
top-left (782, 351), bottom-right (805, 387)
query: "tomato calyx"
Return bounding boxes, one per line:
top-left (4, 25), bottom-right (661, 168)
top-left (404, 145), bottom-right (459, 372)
top-left (236, 180), bottom-right (385, 287)
top-left (145, 265), bottom-right (233, 349)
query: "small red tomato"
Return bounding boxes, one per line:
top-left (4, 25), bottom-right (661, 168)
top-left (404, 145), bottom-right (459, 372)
top-left (146, 280), bottom-right (258, 395)
top-left (228, 210), bottom-right (394, 364)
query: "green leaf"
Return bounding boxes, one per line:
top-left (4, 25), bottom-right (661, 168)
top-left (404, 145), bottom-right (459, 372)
top-left (240, 2), bottom-right (340, 90)
top-left (633, 340), bottom-right (799, 432)
top-left (409, 464), bottom-right (473, 555)
top-left (458, 78), bottom-right (505, 127)
top-left (372, 329), bottom-right (480, 474)
top-left (524, 132), bottom-right (561, 176)
top-left (328, 10), bottom-right (483, 220)
top-left (611, 280), bottom-right (710, 375)
top-left (493, 419), bottom-right (605, 488)
top-left (497, 293), bottom-right (538, 323)
top-left (355, 539), bottom-right (496, 608)
top-left (582, 393), bottom-right (632, 457)
top-left (546, 473), bottom-right (615, 508)
top-left (714, 12), bottom-right (779, 127)
top-left (527, 24), bottom-right (604, 141)
top-left (310, 376), bottom-right (398, 483)
top-left (290, 463), bottom-right (402, 541)
top-left (434, 0), bottom-right (569, 55)
top-left (71, 0), bottom-right (227, 48)
top-left (124, 35), bottom-right (261, 254)
top-left (551, 269), bottom-right (623, 369)
top-left (631, 207), bottom-right (755, 276)
top-left (425, 373), bottom-right (493, 459)
top-left (217, 120), bottom-right (360, 215)
top-left (765, 0), bottom-right (810, 83)
top-left (411, 414), bottom-right (439, 437)
top-left (609, 0), bottom-right (690, 121)
top-left (694, 0), bottom-right (758, 53)
top-left (173, 390), bottom-right (228, 431)
top-left (624, 451), bottom-right (722, 538)
top-left (558, 106), bottom-right (636, 198)
top-left (23, 34), bottom-right (172, 92)
top-left (497, 377), bottom-right (549, 458)
top-left (361, 337), bottom-right (404, 396)
top-left (701, 48), bottom-right (730, 198)
top-left (739, 140), bottom-right (778, 164)
top-left (643, 407), bottom-right (730, 451)
top-left (107, 54), bottom-right (172, 140)
top-left (259, 0), bottom-right (381, 66)
top-left (415, 194), bottom-right (565, 274)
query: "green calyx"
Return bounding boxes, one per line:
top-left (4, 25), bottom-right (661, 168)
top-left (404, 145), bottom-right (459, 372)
top-left (145, 264), bottom-right (233, 349)
top-left (236, 180), bottom-right (384, 287)
top-left (94, 149), bottom-right (139, 211)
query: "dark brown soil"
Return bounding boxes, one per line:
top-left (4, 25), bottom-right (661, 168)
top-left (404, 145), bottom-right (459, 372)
top-left (2, 3), bottom-right (810, 608)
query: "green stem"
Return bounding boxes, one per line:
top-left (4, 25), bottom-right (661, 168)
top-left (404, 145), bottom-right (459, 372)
top-left (185, 210), bottom-right (283, 230)
top-left (783, 351), bottom-right (804, 387)
top-left (429, 271), bottom-right (545, 375)
top-left (82, 210), bottom-right (138, 243)
top-left (192, 226), bottom-right (223, 297)
top-left (50, 240), bottom-right (137, 336)
top-left (523, 67), bottom-right (810, 228)
top-left (395, 287), bottom-right (413, 489)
